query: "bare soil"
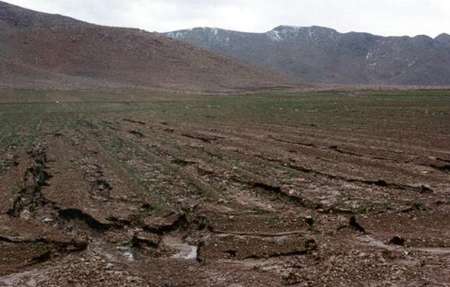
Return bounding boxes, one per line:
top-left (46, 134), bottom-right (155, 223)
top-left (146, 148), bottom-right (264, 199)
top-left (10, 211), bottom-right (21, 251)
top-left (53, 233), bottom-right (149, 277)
top-left (0, 89), bottom-right (449, 286)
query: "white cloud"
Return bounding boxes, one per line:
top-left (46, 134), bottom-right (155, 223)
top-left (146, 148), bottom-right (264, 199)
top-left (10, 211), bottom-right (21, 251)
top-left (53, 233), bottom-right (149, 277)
top-left (5, 0), bottom-right (450, 36)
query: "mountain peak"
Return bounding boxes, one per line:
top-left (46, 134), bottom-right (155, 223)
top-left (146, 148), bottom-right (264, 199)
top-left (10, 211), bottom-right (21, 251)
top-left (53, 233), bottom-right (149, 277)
top-left (166, 25), bottom-right (450, 86)
top-left (435, 33), bottom-right (450, 45)
top-left (166, 27), bottom-right (227, 40)
top-left (271, 25), bottom-right (336, 32)
top-left (267, 25), bottom-right (338, 41)
top-left (192, 27), bottom-right (223, 35)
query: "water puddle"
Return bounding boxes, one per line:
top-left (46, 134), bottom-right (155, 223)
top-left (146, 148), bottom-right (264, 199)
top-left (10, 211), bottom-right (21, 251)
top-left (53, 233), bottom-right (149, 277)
top-left (163, 236), bottom-right (198, 260)
top-left (358, 235), bottom-right (450, 255)
top-left (358, 235), bottom-right (398, 251)
top-left (0, 270), bottom-right (44, 287)
top-left (116, 246), bottom-right (135, 262)
top-left (414, 247), bottom-right (450, 255)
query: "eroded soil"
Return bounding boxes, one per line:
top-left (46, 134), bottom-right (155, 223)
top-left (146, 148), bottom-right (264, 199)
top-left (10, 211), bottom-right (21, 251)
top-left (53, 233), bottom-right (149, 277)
top-left (0, 89), bottom-right (449, 286)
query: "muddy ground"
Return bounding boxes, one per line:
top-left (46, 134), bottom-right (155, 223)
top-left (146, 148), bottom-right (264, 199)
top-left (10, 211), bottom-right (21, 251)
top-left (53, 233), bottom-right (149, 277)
top-left (0, 89), bottom-right (449, 286)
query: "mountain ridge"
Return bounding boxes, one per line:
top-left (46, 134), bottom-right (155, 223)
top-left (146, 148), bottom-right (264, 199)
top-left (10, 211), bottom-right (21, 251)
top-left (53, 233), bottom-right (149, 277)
top-left (168, 25), bottom-right (448, 42)
top-left (166, 25), bottom-right (450, 86)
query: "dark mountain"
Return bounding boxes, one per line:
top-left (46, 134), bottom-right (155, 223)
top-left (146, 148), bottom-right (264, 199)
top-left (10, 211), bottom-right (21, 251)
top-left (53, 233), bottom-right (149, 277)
top-left (166, 26), bottom-right (450, 86)
top-left (435, 33), bottom-right (450, 46)
top-left (0, 1), bottom-right (287, 91)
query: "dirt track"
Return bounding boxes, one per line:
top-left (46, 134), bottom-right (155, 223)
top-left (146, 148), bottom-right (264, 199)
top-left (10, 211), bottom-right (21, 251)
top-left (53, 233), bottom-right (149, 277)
top-left (0, 90), bottom-right (449, 286)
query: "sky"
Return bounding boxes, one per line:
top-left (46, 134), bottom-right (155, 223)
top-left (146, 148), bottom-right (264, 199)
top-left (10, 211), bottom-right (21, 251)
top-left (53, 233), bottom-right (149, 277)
top-left (6, 0), bottom-right (450, 37)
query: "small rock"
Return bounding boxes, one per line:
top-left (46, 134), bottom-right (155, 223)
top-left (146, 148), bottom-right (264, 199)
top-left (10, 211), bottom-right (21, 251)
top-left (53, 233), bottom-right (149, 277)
top-left (133, 232), bottom-right (161, 248)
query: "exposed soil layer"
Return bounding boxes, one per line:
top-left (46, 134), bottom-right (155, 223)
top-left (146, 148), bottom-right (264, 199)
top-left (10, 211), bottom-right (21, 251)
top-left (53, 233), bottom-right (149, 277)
top-left (0, 89), bottom-right (449, 286)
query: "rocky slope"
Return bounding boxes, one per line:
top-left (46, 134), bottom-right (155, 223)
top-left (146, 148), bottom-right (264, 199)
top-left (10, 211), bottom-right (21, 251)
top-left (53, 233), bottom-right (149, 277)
top-left (0, 1), bottom-right (287, 91)
top-left (166, 26), bottom-right (450, 86)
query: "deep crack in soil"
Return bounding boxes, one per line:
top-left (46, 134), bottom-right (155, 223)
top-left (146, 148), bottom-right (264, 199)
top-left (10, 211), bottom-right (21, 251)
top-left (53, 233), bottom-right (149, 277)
top-left (7, 144), bottom-right (51, 218)
top-left (0, 90), bottom-right (449, 286)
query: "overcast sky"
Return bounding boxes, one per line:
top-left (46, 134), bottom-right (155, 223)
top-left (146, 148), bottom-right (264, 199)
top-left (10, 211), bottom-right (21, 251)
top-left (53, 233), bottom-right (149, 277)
top-left (6, 0), bottom-right (450, 37)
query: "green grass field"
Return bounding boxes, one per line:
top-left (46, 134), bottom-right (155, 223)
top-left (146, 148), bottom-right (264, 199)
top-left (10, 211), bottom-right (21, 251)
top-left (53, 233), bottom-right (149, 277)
top-left (1, 89), bottom-right (449, 150)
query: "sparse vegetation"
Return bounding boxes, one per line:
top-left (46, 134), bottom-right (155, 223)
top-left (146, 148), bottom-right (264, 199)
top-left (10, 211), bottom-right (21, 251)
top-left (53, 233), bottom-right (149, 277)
top-left (0, 88), bottom-right (449, 285)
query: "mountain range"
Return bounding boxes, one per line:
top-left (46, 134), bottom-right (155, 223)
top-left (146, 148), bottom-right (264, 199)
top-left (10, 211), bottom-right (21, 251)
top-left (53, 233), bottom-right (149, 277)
top-left (166, 26), bottom-right (450, 86)
top-left (1, 0), bottom-right (450, 90)
top-left (0, 1), bottom-right (286, 91)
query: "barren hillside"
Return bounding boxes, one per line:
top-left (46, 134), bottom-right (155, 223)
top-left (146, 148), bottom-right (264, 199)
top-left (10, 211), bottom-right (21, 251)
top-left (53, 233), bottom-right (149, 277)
top-left (0, 1), bottom-right (288, 91)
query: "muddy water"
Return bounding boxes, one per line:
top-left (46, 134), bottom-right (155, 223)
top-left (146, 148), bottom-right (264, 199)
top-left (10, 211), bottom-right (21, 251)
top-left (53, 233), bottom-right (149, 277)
top-left (358, 235), bottom-right (450, 255)
top-left (0, 270), bottom-right (44, 287)
top-left (162, 237), bottom-right (198, 260)
top-left (415, 247), bottom-right (450, 255)
top-left (358, 235), bottom-right (400, 251)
